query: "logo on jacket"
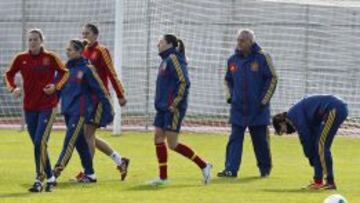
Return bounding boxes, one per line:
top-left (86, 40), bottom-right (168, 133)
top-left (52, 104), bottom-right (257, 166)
top-left (251, 61), bottom-right (259, 72)
top-left (91, 52), bottom-right (98, 61)
top-left (229, 64), bottom-right (237, 73)
top-left (42, 57), bottom-right (50, 66)
top-left (159, 61), bottom-right (167, 75)
top-left (77, 71), bottom-right (84, 79)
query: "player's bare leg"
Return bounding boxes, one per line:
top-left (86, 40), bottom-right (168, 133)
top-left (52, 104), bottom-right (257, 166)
top-left (166, 131), bottom-right (212, 185)
top-left (95, 137), bottom-right (130, 181)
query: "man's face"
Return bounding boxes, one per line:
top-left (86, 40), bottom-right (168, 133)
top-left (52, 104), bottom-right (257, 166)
top-left (237, 33), bottom-right (252, 52)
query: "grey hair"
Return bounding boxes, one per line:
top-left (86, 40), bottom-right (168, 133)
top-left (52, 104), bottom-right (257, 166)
top-left (237, 28), bottom-right (255, 43)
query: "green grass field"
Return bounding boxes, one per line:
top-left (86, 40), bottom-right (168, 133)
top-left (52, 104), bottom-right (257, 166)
top-left (0, 129), bottom-right (359, 203)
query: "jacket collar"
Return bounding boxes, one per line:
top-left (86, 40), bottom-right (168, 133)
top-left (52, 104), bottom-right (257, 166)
top-left (159, 47), bottom-right (177, 60)
top-left (67, 56), bottom-right (88, 68)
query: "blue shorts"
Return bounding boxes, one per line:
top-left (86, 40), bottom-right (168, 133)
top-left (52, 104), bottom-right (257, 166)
top-left (87, 103), bottom-right (114, 128)
top-left (153, 109), bottom-right (186, 133)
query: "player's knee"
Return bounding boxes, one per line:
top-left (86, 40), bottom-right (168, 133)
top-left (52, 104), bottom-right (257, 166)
top-left (167, 140), bottom-right (178, 150)
top-left (154, 128), bottom-right (166, 144)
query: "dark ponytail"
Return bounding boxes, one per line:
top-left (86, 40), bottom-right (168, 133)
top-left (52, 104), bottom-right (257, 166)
top-left (177, 39), bottom-right (185, 55)
top-left (163, 34), bottom-right (185, 55)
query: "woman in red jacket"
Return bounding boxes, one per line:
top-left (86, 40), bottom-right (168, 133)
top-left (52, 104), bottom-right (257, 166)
top-left (4, 28), bottom-right (69, 192)
top-left (76, 23), bottom-right (129, 181)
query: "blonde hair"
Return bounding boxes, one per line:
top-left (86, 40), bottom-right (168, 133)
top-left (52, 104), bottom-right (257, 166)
top-left (28, 28), bottom-right (45, 42)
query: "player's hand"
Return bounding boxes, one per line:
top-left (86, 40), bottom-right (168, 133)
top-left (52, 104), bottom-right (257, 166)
top-left (227, 97), bottom-right (232, 104)
top-left (119, 97), bottom-right (127, 107)
top-left (12, 87), bottom-right (22, 98)
top-left (169, 105), bottom-right (176, 113)
top-left (43, 84), bottom-right (56, 95)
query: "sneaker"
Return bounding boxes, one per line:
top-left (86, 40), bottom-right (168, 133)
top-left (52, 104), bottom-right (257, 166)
top-left (69, 171), bottom-right (85, 182)
top-left (77, 174), bottom-right (97, 183)
top-left (45, 181), bottom-right (57, 192)
top-left (217, 170), bottom-right (237, 178)
top-left (260, 170), bottom-right (271, 178)
top-left (321, 183), bottom-right (337, 190)
top-left (117, 157), bottom-right (130, 181)
top-left (302, 181), bottom-right (324, 190)
top-left (202, 163), bottom-right (213, 185)
top-left (28, 181), bottom-right (43, 193)
top-left (147, 177), bottom-right (169, 187)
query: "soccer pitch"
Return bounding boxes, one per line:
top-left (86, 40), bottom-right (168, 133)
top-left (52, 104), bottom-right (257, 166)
top-left (0, 129), bottom-right (359, 203)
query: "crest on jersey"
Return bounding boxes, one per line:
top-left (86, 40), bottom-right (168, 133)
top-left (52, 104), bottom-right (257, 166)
top-left (42, 57), bottom-right (50, 66)
top-left (229, 64), bottom-right (237, 73)
top-left (77, 71), bottom-right (84, 79)
top-left (91, 52), bottom-right (98, 60)
top-left (159, 61), bottom-right (167, 75)
top-left (22, 60), bottom-right (27, 65)
top-left (251, 61), bottom-right (259, 72)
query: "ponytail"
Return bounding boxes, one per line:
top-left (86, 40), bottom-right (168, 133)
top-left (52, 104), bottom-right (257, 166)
top-left (176, 38), bottom-right (185, 55)
top-left (163, 34), bottom-right (185, 55)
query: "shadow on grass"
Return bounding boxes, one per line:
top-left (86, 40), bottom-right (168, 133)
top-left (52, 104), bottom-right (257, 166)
top-left (0, 192), bottom-right (31, 198)
top-left (211, 176), bottom-right (263, 185)
top-left (262, 188), bottom-right (325, 193)
top-left (19, 179), bottom-right (120, 191)
top-left (125, 183), bottom-right (203, 191)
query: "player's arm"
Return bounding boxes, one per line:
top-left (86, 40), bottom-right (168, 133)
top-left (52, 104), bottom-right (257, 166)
top-left (224, 61), bottom-right (233, 104)
top-left (4, 55), bottom-right (21, 97)
top-left (297, 125), bottom-right (316, 165)
top-left (98, 47), bottom-right (126, 100)
top-left (168, 54), bottom-right (189, 111)
top-left (259, 52), bottom-right (277, 107)
top-left (51, 53), bottom-right (69, 91)
top-left (85, 65), bottom-right (114, 114)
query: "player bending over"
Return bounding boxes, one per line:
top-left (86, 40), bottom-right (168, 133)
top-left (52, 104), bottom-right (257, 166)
top-left (272, 94), bottom-right (348, 190)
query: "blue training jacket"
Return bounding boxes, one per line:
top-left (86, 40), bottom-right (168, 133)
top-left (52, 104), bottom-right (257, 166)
top-left (287, 95), bottom-right (348, 158)
top-left (155, 47), bottom-right (190, 112)
top-left (59, 57), bottom-right (113, 120)
top-left (225, 43), bottom-right (277, 126)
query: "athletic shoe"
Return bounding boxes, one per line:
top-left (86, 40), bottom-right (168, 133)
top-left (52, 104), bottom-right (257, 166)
top-left (69, 171), bottom-right (85, 182)
top-left (45, 181), bottom-right (57, 192)
top-left (217, 170), bottom-right (237, 178)
top-left (77, 174), bottom-right (97, 183)
top-left (117, 157), bottom-right (130, 181)
top-left (302, 181), bottom-right (324, 190)
top-left (321, 183), bottom-right (337, 190)
top-left (202, 163), bottom-right (213, 185)
top-left (28, 181), bottom-right (43, 193)
top-left (147, 177), bottom-right (168, 187)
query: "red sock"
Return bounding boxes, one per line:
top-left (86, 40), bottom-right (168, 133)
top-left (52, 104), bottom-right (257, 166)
top-left (174, 143), bottom-right (207, 169)
top-left (155, 143), bottom-right (167, 180)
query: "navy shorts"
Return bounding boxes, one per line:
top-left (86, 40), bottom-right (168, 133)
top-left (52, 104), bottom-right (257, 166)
top-left (153, 109), bottom-right (186, 133)
top-left (87, 103), bottom-right (114, 128)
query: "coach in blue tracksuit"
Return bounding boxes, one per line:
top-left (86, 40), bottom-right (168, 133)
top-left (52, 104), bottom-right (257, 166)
top-left (53, 39), bottom-right (114, 185)
top-left (272, 95), bottom-right (348, 190)
top-left (218, 29), bottom-right (277, 178)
